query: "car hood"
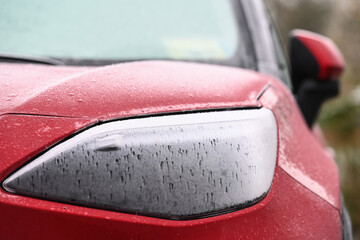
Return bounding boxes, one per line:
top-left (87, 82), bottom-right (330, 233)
top-left (0, 61), bottom-right (271, 120)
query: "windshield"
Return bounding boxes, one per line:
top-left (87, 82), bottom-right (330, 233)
top-left (0, 0), bottom-right (255, 67)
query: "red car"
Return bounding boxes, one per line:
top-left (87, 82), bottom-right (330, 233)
top-left (0, 0), bottom-right (352, 239)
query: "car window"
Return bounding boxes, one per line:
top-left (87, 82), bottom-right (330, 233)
top-left (240, 0), bottom-right (292, 88)
top-left (0, 0), bottom-right (256, 68)
top-left (264, 4), bottom-right (292, 88)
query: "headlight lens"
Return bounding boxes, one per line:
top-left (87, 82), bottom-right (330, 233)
top-left (3, 108), bottom-right (277, 220)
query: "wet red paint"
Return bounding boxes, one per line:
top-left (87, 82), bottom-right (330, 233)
top-left (0, 61), bottom-right (267, 119)
top-left (258, 80), bottom-right (340, 210)
top-left (0, 61), bottom-right (341, 239)
top-left (0, 168), bottom-right (341, 239)
top-left (0, 115), bottom-right (96, 180)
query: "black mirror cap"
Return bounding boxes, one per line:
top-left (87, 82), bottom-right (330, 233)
top-left (289, 30), bottom-right (345, 127)
top-left (290, 29), bottom-right (345, 93)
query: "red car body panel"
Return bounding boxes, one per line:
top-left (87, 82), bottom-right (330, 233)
top-left (0, 169), bottom-right (341, 240)
top-left (259, 80), bottom-right (340, 209)
top-left (1, 61), bottom-right (266, 119)
top-left (0, 64), bottom-right (91, 116)
top-left (0, 115), bottom-right (96, 180)
top-left (0, 61), bottom-right (341, 239)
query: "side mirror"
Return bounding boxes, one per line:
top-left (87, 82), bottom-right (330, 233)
top-left (289, 29), bottom-right (345, 127)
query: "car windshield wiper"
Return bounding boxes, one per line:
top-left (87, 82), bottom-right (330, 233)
top-left (0, 53), bottom-right (65, 66)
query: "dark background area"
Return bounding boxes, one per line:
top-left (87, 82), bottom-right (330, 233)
top-left (266, 0), bottom-right (360, 238)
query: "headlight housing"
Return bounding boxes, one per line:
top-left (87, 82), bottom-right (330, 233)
top-left (3, 108), bottom-right (277, 220)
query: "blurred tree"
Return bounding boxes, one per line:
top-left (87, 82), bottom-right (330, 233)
top-left (266, 0), bottom-right (334, 44)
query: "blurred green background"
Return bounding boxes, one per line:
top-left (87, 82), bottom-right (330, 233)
top-left (266, 0), bottom-right (360, 238)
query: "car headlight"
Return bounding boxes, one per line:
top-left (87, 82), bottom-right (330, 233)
top-left (3, 108), bottom-right (277, 220)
